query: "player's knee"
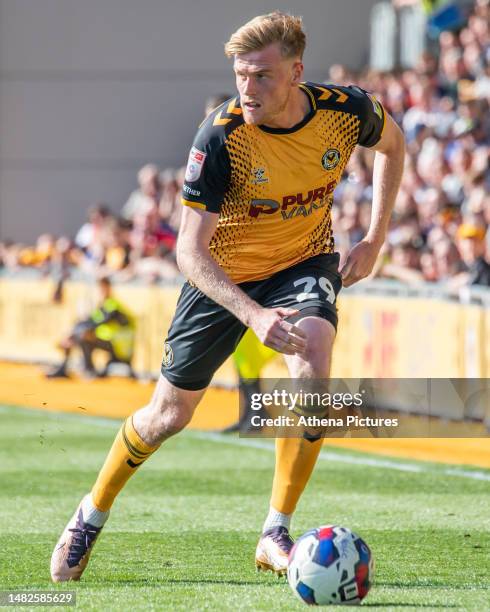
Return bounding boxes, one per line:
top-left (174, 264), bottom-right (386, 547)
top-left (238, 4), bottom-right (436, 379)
top-left (293, 319), bottom-right (335, 377)
top-left (161, 404), bottom-right (192, 436)
top-left (294, 348), bottom-right (330, 378)
top-left (148, 393), bottom-right (193, 438)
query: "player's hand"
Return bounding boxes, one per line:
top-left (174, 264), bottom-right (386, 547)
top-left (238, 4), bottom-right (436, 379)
top-left (340, 239), bottom-right (382, 287)
top-left (251, 307), bottom-right (307, 356)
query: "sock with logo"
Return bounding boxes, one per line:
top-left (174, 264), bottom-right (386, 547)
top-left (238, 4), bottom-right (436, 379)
top-left (91, 416), bottom-right (159, 512)
top-left (270, 436), bottom-right (323, 515)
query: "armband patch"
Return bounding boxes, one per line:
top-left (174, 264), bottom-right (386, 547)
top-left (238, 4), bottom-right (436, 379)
top-left (185, 146), bottom-right (207, 182)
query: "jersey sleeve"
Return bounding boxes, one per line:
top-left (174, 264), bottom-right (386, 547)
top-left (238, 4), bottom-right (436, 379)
top-left (348, 86), bottom-right (386, 148)
top-left (181, 118), bottom-right (231, 214)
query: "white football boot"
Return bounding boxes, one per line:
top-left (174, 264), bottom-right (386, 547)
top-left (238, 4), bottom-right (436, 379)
top-left (255, 526), bottom-right (294, 576)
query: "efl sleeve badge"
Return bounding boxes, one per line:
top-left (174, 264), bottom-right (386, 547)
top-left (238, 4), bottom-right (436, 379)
top-left (185, 146), bottom-right (207, 182)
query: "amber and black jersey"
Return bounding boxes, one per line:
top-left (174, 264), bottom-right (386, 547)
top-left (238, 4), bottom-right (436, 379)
top-left (181, 82), bottom-right (385, 283)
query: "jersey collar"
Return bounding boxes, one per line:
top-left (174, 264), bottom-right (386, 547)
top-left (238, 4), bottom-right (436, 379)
top-left (258, 83), bottom-right (316, 135)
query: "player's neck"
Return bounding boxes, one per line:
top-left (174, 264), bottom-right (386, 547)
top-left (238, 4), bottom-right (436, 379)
top-left (262, 87), bottom-right (312, 130)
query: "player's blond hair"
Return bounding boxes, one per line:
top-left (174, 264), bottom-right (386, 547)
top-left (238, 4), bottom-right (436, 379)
top-left (224, 11), bottom-right (306, 59)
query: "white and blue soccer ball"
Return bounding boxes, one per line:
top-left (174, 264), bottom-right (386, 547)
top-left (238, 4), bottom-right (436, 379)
top-left (287, 525), bottom-right (374, 606)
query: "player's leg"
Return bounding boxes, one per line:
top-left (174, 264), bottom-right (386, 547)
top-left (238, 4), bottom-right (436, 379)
top-left (76, 333), bottom-right (99, 375)
top-left (269, 317), bottom-right (334, 518)
top-left (46, 338), bottom-right (73, 378)
top-left (51, 280), bottom-right (246, 582)
top-left (46, 321), bottom-right (92, 378)
top-left (256, 316), bottom-right (335, 575)
top-left (254, 253), bottom-right (341, 574)
top-left (50, 376), bottom-right (205, 582)
top-left (79, 337), bottom-right (123, 378)
top-left (91, 375), bottom-right (205, 509)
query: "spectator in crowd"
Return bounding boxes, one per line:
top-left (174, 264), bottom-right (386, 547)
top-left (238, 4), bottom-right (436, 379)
top-left (157, 168), bottom-right (184, 235)
top-left (334, 0), bottom-right (490, 290)
top-left (454, 222), bottom-right (490, 286)
top-left (47, 277), bottom-right (136, 379)
top-left (122, 164), bottom-right (162, 220)
top-left (51, 236), bottom-right (82, 302)
top-left (4, 0), bottom-right (489, 292)
top-left (17, 234), bottom-right (56, 271)
top-left (75, 203), bottom-right (114, 268)
top-left (102, 218), bottom-right (133, 274)
top-left (129, 244), bottom-right (179, 283)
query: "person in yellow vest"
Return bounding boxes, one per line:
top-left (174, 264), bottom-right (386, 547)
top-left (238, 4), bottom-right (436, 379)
top-left (47, 277), bottom-right (135, 379)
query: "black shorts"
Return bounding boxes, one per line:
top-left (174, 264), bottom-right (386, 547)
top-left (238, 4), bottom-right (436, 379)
top-left (161, 253), bottom-right (342, 390)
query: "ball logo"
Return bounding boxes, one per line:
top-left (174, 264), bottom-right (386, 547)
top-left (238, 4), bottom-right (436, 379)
top-left (322, 149), bottom-right (340, 171)
top-left (162, 341), bottom-right (174, 368)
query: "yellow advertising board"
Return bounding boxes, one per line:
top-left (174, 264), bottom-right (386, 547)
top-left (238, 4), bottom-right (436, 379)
top-left (0, 278), bottom-right (488, 384)
top-left (333, 296), bottom-right (464, 378)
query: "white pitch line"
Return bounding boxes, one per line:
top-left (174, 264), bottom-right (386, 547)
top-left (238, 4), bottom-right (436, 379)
top-left (189, 431), bottom-right (423, 473)
top-left (443, 467), bottom-right (490, 482)
top-left (188, 431), bottom-right (423, 472)
top-left (2, 405), bottom-right (490, 482)
top-left (188, 431), bottom-right (490, 482)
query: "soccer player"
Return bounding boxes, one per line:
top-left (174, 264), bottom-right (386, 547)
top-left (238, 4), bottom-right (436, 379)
top-left (51, 11), bottom-right (404, 581)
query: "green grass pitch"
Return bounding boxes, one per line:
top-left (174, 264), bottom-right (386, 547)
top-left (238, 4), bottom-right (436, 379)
top-left (0, 404), bottom-right (489, 611)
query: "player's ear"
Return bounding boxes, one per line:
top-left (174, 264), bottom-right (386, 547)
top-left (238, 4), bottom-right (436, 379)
top-left (291, 60), bottom-right (303, 85)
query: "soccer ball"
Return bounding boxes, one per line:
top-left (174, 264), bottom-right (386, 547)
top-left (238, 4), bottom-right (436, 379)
top-left (287, 525), bottom-right (373, 606)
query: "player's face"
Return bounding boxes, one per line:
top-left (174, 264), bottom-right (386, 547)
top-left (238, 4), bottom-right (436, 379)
top-left (234, 43), bottom-right (303, 126)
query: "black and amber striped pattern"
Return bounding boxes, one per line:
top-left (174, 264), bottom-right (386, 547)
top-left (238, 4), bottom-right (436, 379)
top-left (212, 99), bottom-right (243, 127)
top-left (121, 418), bottom-right (153, 468)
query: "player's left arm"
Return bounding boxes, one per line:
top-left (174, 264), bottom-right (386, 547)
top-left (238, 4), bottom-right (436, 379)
top-left (340, 113), bottom-right (405, 287)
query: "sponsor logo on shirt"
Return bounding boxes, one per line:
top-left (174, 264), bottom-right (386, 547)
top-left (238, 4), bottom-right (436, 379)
top-left (183, 184), bottom-right (201, 197)
top-left (248, 181), bottom-right (336, 220)
top-left (251, 167), bottom-right (269, 185)
top-left (185, 146), bottom-right (206, 182)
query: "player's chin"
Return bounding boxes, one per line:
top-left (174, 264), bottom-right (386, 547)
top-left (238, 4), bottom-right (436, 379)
top-left (242, 109), bottom-right (264, 125)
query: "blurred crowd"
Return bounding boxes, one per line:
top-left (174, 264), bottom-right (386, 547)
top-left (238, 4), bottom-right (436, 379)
top-left (0, 0), bottom-right (488, 290)
top-left (333, 0), bottom-right (490, 288)
top-left (0, 164), bottom-right (183, 285)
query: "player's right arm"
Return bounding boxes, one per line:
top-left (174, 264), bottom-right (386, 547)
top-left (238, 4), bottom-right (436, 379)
top-left (177, 103), bottom-right (306, 355)
top-left (176, 205), bottom-right (306, 356)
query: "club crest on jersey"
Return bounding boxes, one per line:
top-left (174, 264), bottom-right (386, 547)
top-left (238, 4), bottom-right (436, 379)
top-left (185, 146), bottom-right (206, 183)
top-left (322, 149), bottom-right (340, 171)
top-left (162, 341), bottom-right (174, 368)
top-left (251, 167), bottom-right (269, 185)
